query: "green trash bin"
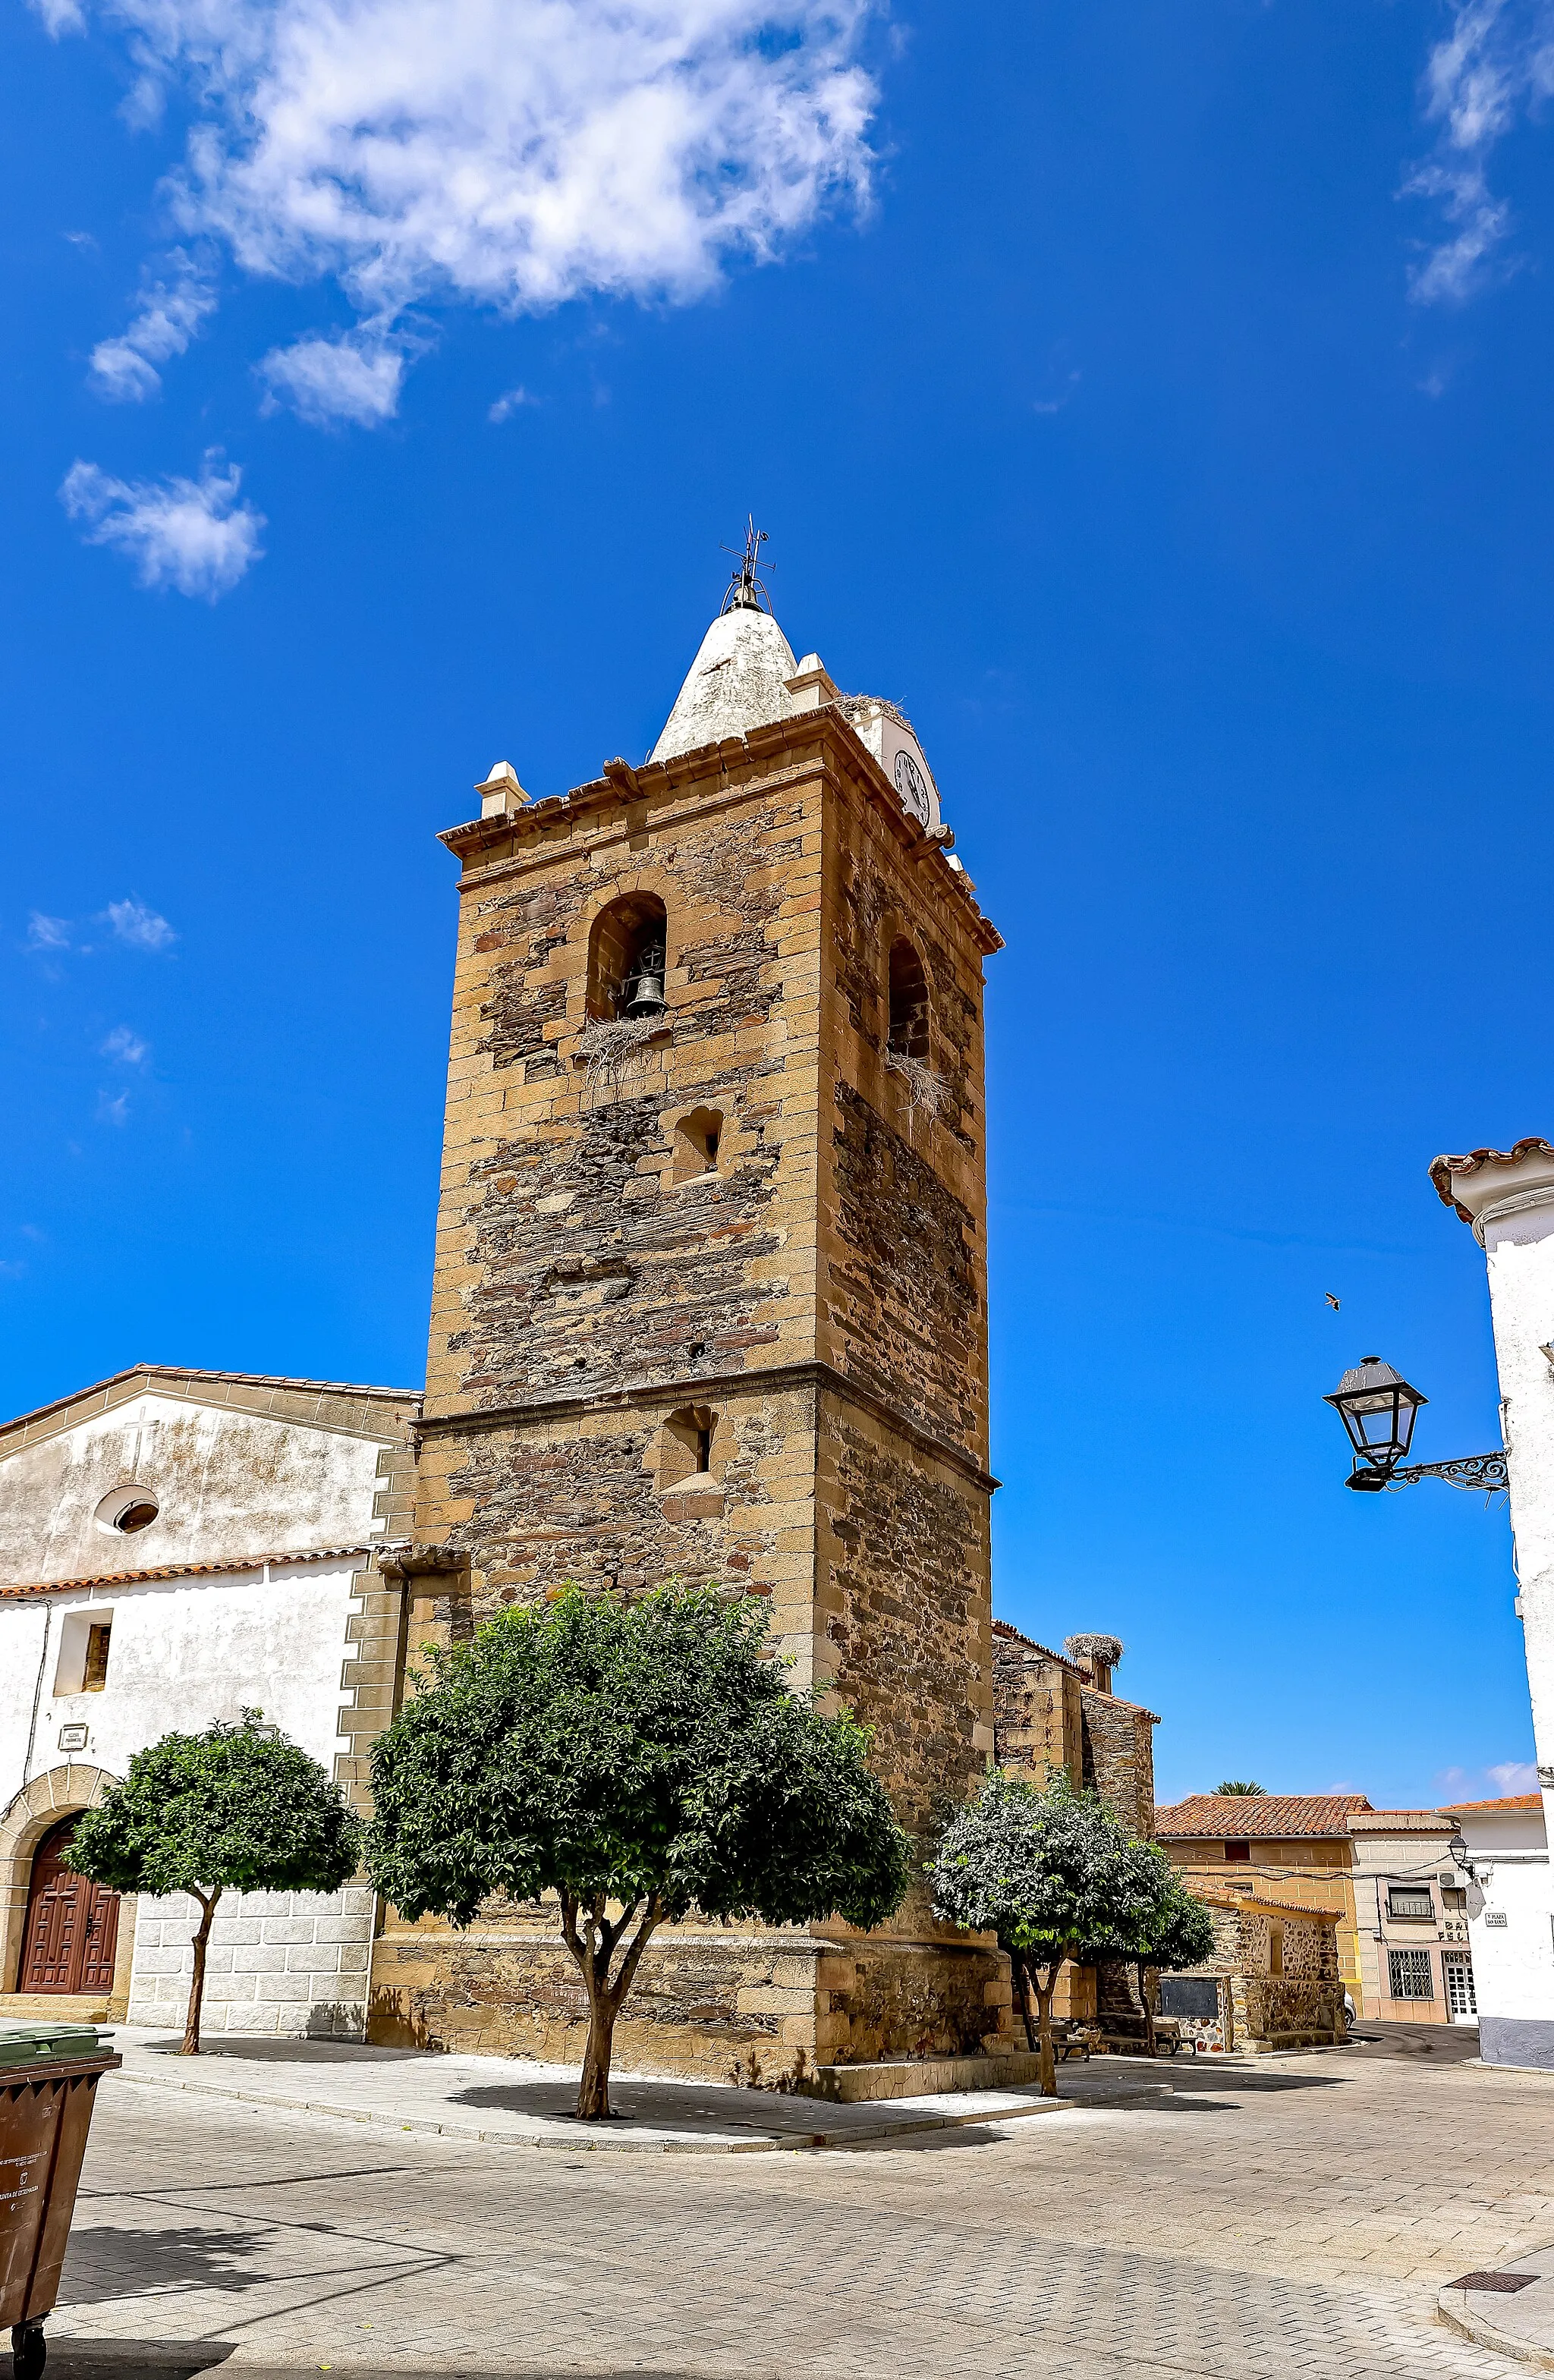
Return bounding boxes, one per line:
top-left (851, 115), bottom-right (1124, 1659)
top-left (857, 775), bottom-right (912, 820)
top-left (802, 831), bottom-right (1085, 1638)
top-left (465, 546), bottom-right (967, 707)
top-left (0, 2023), bottom-right (122, 2379)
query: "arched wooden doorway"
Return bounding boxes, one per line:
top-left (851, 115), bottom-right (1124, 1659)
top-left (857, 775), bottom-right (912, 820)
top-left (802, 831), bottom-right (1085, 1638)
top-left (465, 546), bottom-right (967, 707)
top-left (18, 1817), bottom-right (119, 1995)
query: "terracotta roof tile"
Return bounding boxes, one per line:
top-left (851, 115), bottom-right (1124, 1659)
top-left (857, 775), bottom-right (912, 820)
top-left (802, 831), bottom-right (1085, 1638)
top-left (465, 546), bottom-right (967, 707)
top-left (1155, 1793), bottom-right (1373, 1839)
top-left (1436, 1794), bottom-right (1543, 1814)
top-left (1429, 1139), bottom-right (1554, 1221)
top-left (0, 1547), bottom-right (373, 1597)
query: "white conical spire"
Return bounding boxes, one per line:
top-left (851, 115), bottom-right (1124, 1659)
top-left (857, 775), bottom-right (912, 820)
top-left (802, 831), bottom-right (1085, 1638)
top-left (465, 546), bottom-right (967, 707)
top-left (648, 523), bottom-right (798, 764)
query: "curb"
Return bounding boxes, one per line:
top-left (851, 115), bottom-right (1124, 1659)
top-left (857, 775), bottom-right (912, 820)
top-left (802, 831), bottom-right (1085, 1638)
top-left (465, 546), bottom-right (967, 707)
top-left (1437, 2281), bottom-right (1554, 2370)
top-left (109, 2067), bottom-right (1153, 2154)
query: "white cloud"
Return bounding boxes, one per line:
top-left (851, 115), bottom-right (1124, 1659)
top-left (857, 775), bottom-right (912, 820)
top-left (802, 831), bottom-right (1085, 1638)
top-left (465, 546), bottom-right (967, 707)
top-left (259, 329), bottom-right (408, 426)
top-left (105, 897), bottom-right (177, 950)
top-left (61, 453), bottom-right (265, 599)
top-left (1487, 1759), bottom-right (1540, 1791)
top-left (34, 0), bottom-right (876, 419)
top-left (89, 251), bottom-right (218, 402)
top-left (26, 912), bottom-right (72, 950)
top-left (102, 1024), bottom-right (149, 1062)
top-left (489, 383), bottom-right (538, 423)
top-left (1407, 0), bottom-right (1554, 303)
top-left (96, 1089), bottom-right (131, 1126)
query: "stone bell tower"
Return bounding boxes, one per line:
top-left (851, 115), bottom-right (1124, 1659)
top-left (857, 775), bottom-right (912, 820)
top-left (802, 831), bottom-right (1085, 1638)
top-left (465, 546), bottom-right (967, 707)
top-left (373, 539), bottom-right (1011, 2072)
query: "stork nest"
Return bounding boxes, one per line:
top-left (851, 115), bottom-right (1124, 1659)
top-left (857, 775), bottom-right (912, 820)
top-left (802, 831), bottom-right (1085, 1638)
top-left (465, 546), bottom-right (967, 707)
top-left (886, 1050), bottom-right (948, 1117)
top-left (1065, 1633), bottom-right (1125, 1672)
top-left (576, 1014), bottom-right (662, 1107)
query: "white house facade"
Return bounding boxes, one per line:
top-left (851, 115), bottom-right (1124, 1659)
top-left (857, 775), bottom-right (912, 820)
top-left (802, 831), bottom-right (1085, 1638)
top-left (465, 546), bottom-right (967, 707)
top-left (1432, 1139), bottom-right (1554, 2068)
top-left (0, 1366), bottom-right (418, 2036)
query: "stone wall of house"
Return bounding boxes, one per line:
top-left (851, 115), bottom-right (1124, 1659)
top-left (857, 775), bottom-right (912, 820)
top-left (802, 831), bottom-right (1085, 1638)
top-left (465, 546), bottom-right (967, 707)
top-left (1078, 1685), bottom-right (1156, 1838)
top-left (1161, 1898), bottom-right (1345, 2051)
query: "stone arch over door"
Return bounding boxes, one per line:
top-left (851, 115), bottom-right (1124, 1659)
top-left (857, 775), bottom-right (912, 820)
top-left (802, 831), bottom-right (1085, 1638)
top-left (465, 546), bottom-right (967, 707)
top-left (0, 1764), bottom-right (131, 2007)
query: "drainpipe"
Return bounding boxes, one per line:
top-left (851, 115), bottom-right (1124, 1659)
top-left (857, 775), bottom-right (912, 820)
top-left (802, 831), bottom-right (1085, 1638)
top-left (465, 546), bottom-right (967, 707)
top-left (22, 1605), bottom-right (53, 1788)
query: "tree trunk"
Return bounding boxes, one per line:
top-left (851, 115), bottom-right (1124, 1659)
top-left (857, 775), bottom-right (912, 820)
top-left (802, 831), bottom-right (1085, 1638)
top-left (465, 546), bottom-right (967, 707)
top-left (557, 1891), bottom-right (663, 2121)
top-left (577, 1989), bottom-right (617, 2120)
top-left (180, 1888), bottom-right (220, 2057)
top-left (1033, 1966), bottom-right (1060, 2099)
top-left (1137, 1961), bottom-right (1157, 2060)
top-left (1015, 1957), bottom-right (1037, 2054)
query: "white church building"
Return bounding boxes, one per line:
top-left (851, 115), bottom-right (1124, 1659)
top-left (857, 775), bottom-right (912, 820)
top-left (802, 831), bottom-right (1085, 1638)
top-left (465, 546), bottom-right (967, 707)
top-left (0, 1364), bottom-right (417, 2033)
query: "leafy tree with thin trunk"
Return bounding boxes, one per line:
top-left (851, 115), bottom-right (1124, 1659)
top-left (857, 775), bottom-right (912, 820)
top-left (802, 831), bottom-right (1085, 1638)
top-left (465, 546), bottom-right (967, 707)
top-left (1216, 1781), bottom-right (1265, 1796)
top-left (366, 1586), bottom-right (911, 2121)
top-left (928, 1770), bottom-right (1159, 2097)
top-left (1080, 1851), bottom-right (1218, 2057)
top-left (65, 1712), bottom-right (362, 2055)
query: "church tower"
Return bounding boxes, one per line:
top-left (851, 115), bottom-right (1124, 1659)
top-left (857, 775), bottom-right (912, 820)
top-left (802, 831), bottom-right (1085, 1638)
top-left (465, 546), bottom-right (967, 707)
top-left (375, 542), bottom-right (1012, 2072)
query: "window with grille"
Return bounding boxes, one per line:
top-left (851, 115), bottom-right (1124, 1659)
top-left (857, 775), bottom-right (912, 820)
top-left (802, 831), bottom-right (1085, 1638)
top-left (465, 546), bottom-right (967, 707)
top-left (1388, 1948), bottom-right (1434, 2001)
top-left (1386, 1885), bottom-right (1435, 1920)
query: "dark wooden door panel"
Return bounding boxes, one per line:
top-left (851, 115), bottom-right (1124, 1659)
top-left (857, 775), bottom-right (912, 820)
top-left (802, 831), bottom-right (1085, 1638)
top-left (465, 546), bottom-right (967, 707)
top-left (19, 1819), bottom-right (120, 1997)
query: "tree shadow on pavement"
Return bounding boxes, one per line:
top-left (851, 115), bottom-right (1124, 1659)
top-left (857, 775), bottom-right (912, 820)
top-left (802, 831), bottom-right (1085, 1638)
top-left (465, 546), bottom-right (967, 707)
top-left (59, 2224), bottom-right (275, 2305)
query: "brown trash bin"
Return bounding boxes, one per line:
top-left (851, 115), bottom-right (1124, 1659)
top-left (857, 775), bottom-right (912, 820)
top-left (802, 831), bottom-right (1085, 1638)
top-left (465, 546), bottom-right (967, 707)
top-left (0, 2025), bottom-right (122, 2380)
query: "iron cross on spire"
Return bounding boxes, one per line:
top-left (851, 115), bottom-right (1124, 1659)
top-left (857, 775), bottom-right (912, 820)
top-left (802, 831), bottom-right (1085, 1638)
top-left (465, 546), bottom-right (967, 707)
top-left (720, 515), bottom-right (771, 613)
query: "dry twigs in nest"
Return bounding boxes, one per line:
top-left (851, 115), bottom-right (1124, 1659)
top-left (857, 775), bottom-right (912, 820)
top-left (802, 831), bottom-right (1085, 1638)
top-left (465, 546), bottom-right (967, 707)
top-left (886, 1049), bottom-right (948, 1118)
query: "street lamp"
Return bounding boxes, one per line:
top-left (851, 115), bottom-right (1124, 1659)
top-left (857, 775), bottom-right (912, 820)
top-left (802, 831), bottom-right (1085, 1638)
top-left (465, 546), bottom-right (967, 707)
top-left (1324, 1357), bottom-right (1508, 1494)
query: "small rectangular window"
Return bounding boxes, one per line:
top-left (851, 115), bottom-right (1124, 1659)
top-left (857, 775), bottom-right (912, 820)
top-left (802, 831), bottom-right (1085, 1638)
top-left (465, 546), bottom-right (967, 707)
top-left (1386, 1886), bottom-right (1435, 1920)
top-left (81, 1621), bottom-right (112, 1693)
top-left (1388, 1948), bottom-right (1435, 2000)
top-left (1224, 1841), bottom-right (1251, 1863)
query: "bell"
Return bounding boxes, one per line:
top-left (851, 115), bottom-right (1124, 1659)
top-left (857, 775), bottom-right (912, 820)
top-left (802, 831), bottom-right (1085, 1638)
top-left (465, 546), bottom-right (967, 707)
top-left (622, 946), bottom-right (667, 1017)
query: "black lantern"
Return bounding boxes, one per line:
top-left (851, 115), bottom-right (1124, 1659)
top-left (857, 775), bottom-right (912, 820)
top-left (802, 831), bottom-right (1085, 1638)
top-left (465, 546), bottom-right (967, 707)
top-left (1324, 1356), bottom-right (1427, 1490)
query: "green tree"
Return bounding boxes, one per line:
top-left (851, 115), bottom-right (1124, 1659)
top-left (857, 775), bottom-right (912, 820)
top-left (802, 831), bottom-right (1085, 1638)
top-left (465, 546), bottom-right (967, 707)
top-left (1216, 1780), bottom-right (1266, 1796)
top-left (66, 1712), bottom-right (361, 2055)
top-left (1080, 1850), bottom-right (1217, 2057)
top-left (928, 1770), bottom-right (1159, 2097)
top-left (365, 1586), bottom-right (911, 2120)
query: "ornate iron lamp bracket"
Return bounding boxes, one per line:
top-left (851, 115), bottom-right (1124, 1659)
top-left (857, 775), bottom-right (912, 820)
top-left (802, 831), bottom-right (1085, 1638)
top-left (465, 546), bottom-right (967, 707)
top-left (1372, 1451), bottom-right (1508, 1493)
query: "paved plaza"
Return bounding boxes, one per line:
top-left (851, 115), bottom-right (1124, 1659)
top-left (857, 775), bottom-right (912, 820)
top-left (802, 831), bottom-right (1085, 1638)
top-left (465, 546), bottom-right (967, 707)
top-left (42, 2045), bottom-right (1554, 2378)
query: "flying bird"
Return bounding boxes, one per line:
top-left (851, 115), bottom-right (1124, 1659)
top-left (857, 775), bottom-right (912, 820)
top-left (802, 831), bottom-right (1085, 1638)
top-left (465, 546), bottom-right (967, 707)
top-left (1325, 1293), bottom-right (1341, 1311)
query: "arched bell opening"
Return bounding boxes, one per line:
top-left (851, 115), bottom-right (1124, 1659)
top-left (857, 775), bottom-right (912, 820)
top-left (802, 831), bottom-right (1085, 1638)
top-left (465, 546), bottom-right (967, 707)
top-left (886, 936), bottom-right (930, 1061)
top-left (587, 894), bottom-right (668, 1022)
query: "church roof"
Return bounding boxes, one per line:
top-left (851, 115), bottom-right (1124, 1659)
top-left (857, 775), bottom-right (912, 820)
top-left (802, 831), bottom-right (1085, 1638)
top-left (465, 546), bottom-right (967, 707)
top-left (648, 596), bottom-right (799, 764)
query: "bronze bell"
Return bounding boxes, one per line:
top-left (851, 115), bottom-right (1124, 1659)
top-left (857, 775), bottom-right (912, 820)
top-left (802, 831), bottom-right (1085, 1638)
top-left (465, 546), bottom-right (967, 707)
top-left (623, 947), bottom-right (666, 1017)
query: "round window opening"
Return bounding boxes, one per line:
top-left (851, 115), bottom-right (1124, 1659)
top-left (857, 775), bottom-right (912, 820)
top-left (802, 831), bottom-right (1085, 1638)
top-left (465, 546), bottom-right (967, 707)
top-left (93, 1486), bottom-right (159, 1536)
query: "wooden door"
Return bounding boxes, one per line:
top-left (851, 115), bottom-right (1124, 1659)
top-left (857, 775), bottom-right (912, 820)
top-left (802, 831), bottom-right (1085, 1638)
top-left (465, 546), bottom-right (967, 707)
top-left (18, 1819), bottom-right (119, 1997)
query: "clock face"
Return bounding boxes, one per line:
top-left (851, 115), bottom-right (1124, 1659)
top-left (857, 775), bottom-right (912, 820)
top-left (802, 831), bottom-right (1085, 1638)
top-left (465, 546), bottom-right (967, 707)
top-left (894, 747), bottom-right (931, 825)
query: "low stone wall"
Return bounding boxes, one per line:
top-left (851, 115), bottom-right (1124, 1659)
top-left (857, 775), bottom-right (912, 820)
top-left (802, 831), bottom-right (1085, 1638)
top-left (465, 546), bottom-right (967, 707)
top-left (367, 1918), bottom-right (1015, 2079)
top-left (1235, 1975), bottom-right (1345, 2049)
top-left (127, 1884), bottom-right (376, 2037)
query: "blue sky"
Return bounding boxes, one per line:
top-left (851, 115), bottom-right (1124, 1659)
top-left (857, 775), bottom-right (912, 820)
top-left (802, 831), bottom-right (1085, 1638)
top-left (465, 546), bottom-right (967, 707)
top-left (4, 0), bottom-right (1552, 1809)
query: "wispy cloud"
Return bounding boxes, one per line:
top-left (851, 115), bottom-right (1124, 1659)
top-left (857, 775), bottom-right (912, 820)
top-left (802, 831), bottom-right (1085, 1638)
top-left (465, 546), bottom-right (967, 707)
top-left (1406, 0), bottom-right (1554, 304)
top-left (61, 453), bottom-right (264, 598)
top-left (105, 898), bottom-right (175, 950)
top-left (27, 912), bottom-right (72, 951)
top-left (1488, 1759), bottom-right (1540, 1791)
top-left (89, 250), bottom-right (217, 401)
top-left (96, 1089), bottom-right (131, 1126)
top-left (101, 1024), bottom-right (149, 1063)
top-left (33, 0), bottom-right (877, 424)
top-left (489, 384), bottom-right (538, 424)
top-left (259, 329), bottom-right (411, 426)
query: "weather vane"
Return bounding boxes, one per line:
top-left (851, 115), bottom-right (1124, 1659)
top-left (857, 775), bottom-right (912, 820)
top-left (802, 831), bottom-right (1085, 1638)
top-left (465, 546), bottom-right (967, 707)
top-left (720, 515), bottom-right (772, 614)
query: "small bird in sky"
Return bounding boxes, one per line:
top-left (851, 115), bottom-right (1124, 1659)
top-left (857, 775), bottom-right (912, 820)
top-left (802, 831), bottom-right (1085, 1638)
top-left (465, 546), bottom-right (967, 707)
top-left (1325, 1293), bottom-right (1341, 1311)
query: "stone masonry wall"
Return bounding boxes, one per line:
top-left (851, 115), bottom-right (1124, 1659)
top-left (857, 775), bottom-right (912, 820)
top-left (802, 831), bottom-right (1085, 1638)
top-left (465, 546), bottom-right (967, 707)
top-left (128, 1884), bottom-right (376, 2037)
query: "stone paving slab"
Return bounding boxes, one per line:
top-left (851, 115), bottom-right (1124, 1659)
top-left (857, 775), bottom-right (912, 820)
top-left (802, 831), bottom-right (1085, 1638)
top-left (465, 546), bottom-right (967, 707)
top-left (45, 2048), bottom-right (1554, 2375)
top-left (105, 2026), bottom-right (1169, 2152)
top-left (1439, 2245), bottom-right (1554, 2368)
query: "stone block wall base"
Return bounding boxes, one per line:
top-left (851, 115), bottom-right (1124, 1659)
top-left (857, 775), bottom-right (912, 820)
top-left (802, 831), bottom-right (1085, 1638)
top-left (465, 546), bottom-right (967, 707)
top-left (798, 2051), bottom-right (1049, 2102)
top-left (0, 1992), bottom-right (114, 2023)
top-left (367, 1926), bottom-right (1018, 2082)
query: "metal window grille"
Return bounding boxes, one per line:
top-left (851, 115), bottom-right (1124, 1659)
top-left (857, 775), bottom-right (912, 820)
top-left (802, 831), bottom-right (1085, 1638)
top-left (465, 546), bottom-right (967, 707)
top-left (1388, 1948), bottom-right (1435, 2001)
top-left (1386, 1887), bottom-right (1435, 1919)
